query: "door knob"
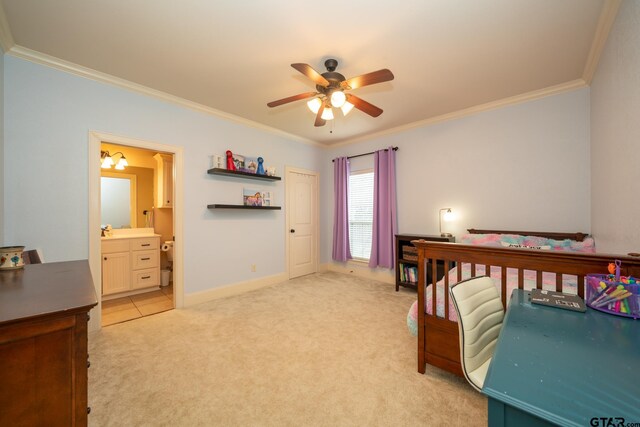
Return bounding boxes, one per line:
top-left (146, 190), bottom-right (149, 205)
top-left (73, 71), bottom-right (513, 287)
top-left (290, 229), bottom-right (295, 233)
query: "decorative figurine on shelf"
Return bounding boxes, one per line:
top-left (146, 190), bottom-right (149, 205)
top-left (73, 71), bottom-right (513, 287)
top-left (257, 157), bottom-right (265, 175)
top-left (266, 167), bottom-right (276, 176)
top-left (226, 150), bottom-right (236, 171)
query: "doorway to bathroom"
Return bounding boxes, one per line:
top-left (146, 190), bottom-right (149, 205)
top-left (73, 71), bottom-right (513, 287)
top-left (88, 132), bottom-right (184, 331)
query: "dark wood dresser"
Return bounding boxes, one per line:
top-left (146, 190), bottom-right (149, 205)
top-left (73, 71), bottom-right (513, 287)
top-left (0, 260), bottom-right (98, 426)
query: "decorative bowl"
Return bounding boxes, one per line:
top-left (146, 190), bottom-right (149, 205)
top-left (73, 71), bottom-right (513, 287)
top-left (0, 246), bottom-right (25, 270)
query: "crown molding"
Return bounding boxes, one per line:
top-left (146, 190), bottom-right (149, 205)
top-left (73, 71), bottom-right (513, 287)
top-left (0, 1), bottom-right (15, 53)
top-left (7, 45), bottom-right (322, 148)
top-left (582, 0), bottom-right (622, 84)
top-left (329, 79), bottom-right (588, 148)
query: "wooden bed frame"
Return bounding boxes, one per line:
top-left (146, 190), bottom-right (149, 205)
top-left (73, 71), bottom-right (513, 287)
top-left (412, 229), bottom-right (640, 377)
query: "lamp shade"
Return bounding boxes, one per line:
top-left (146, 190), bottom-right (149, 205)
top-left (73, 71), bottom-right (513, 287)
top-left (321, 107), bottom-right (334, 120)
top-left (118, 156), bottom-right (128, 167)
top-left (341, 101), bottom-right (354, 116)
top-left (101, 155), bottom-right (114, 169)
top-left (115, 156), bottom-right (128, 170)
top-left (307, 98), bottom-right (322, 114)
top-left (439, 208), bottom-right (454, 237)
top-left (330, 91), bottom-right (346, 108)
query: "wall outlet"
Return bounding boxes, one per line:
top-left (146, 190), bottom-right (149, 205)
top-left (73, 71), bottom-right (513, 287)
top-left (251, 264), bottom-right (256, 272)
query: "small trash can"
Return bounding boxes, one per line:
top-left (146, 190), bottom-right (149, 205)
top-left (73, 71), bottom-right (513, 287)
top-left (161, 269), bottom-right (171, 287)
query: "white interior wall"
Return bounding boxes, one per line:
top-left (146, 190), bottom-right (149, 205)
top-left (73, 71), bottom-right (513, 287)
top-left (322, 88), bottom-right (591, 264)
top-left (590, 0), bottom-right (640, 254)
top-left (3, 56), bottom-right (322, 295)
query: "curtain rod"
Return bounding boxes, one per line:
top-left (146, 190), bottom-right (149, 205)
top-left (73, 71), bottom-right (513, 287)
top-left (332, 146), bottom-right (398, 162)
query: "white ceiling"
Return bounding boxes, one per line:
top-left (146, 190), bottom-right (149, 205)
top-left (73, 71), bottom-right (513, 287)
top-left (0, 0), bottom-right (610, 145)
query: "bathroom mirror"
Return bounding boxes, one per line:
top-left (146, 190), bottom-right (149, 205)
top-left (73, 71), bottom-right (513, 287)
top-left (101, 173), bottom-right (137, 228)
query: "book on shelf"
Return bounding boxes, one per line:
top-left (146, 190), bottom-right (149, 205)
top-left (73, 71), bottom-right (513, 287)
top-left (400, 263), bottom-right (418, 284)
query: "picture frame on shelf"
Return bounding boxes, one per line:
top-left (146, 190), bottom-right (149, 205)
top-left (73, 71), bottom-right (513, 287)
top-left (242, 156), bottom-right (259, 174)
top-left (211, 154), bottom-right (224, 169)
top-left (232, 153), bottom-right (245, 171)
top-left (243, 188), bottom-right (263, 206)
top-left (261, 191), bottom-right (272, 207)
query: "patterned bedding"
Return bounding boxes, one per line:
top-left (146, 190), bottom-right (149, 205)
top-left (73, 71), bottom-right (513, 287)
top-left (406, 233), bottom-right (595, 336)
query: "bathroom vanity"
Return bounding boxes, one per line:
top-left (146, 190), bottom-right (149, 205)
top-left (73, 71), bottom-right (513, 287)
top-left (101, 231), bottom-right (161, 297)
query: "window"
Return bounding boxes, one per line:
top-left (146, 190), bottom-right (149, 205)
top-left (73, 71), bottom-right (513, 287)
top-left (348, 170), bottom-right (374, 260)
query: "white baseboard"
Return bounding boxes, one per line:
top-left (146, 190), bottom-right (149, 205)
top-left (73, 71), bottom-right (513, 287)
top-left (184, 272), bottom-right (289, 307)
top-left (326, 261), bottom-right (395, 284)
top-left (318, 263), bottom-right (330, 273)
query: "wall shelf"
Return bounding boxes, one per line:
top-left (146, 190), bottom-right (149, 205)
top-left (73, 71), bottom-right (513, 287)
top-left (207, 204), bottom-right (281, 210)
top-left (207, 168), bottom-right (281, 181)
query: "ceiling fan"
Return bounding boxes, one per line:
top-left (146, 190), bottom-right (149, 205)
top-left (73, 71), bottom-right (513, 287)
top-left (267, 59), bottom-right (394, 127)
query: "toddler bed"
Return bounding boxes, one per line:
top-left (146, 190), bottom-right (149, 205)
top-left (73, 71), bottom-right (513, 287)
top-left (408, 229), bottom-right (640, 377)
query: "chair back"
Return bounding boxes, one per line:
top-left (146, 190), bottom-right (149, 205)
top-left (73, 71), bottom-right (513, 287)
top-left (450, 276), bottom-right (504, 391)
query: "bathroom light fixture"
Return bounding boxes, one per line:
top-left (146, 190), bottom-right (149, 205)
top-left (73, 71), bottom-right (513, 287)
top-left (439, 208), bottom-right (454, 237)
top-left (101, 150), bottom-right (128, 170)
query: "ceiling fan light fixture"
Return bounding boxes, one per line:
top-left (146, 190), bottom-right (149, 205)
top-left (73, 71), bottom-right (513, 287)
top-left (330, 90), bottom-right (346, 108)
top-left (307, 97), bottom-right (322, 114)
top-left (268, 59), bottom-right (394, 127)
top-left (341, 101), bottom-right (354, 116)
top-left (321, 107), bottom-right (334, 120)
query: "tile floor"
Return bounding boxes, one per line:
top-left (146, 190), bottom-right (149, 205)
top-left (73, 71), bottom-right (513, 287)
top-left (102, 284), bottom-right (173, 327)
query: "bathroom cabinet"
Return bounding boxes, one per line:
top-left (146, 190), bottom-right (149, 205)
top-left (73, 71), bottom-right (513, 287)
top-left (102, 235), bottom-right (160, 296)
top-left (0, 260), bottom-right (97, 425)
top-left (154, 153), bottom-right (173, 208)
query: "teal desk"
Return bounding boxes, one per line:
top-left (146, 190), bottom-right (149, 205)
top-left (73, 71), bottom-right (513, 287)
top-left (483, 290), bottom-right (640, 427)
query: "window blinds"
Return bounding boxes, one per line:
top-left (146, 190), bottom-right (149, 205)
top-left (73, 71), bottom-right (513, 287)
top-left (348, 171), bottom-right (374, 260)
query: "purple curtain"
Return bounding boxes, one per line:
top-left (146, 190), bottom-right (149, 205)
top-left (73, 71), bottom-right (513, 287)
top-left (369, 148), bottom-right (397, 268)
top-left (332, 157), bottom-right (352, 262)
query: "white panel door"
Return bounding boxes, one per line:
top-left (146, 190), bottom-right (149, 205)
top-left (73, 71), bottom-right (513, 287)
top-left (287, 169), bottom-right (318, 279)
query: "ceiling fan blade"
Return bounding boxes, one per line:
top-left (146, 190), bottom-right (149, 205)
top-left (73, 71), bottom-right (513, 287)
top-left (267, 92), bottom-right (318, 108)
top-left (341, 69), bottom-right (394, 90)
top-left (314, 103), bottom-right (326, 127)
top-left (291, 63), bottom-right (330, 87)
top-left (346, 94), bottom-right (383, 117)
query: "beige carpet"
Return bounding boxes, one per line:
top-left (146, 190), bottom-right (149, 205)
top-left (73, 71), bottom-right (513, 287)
top-left (88, 272), bottom-right (486, 426)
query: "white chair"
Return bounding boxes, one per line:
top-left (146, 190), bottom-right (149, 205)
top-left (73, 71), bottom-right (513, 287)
top-left (449, 276), bottom-right (504, 392)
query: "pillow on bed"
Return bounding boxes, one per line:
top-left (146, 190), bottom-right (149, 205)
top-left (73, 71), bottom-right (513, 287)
top-left (459, 233), bottom-right (596, 253)
top-left (500, 242), bottom-right (551, 250)
top-left (547, 237), bottom-right (596, 253)
top-left (459, 233), bottom-right (508, 246)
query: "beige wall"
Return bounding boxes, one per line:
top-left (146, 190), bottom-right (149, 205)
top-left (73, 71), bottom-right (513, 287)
top-left (590, 0), bottom-right (640, 254)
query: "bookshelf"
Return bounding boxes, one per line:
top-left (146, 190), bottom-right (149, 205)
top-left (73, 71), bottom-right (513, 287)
top-left (395, 234), bottom-right (455, 291)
